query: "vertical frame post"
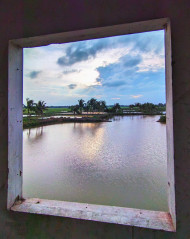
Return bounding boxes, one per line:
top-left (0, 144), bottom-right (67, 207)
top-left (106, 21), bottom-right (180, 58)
top-left (7, 42), bottom-right (23, 209)
top-left (165, 20), bottom-right (176, 229)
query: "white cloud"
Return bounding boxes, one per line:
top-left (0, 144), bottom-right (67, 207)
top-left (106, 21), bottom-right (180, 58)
top-left (24, 46), bottom-right (131, 91)
top-left (136, 51), bottom-right (165, 72)
top-left (130, 95), bottom-right (143, 99)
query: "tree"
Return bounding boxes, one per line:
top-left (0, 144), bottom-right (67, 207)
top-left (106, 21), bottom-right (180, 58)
top-left (158, 103), bottom-right (164, 107)
top-left (78, 99), bottom-right (85, 114)
top-left (26, 98), bottom-right (34, 116)
top-left (87, 98), bottom-right (97, 113)
top-left (140, 103), bottom-right (156, 113)
top-left (114, 103), bottom-right (121, 113)
top-left (99, 100), bottom-right (107, 112)
top-left (83, 103), bottom-right (89, 114)
top-left (111, 103), bottom-right (121, 113)
top-left (71, 105), bottom-right (80, 116)
top-left (34, 100), bottom-right (47, 117)
top-left (135, 102), bottom-right (141, 107)
top-left (129, 104), bottom-right (134, 108)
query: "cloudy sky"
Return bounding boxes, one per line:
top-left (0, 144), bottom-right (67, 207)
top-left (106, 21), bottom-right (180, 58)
top-left (23, 30), bottom-right (165, 106)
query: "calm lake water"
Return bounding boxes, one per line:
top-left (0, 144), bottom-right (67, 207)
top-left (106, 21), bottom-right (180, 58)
top-left (23, 115), bottom-right (168, 211)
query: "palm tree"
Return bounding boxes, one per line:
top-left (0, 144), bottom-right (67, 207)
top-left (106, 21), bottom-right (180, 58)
top-left (35, 100), bottom-right (47, 118)
top-left (71, 105), bottom-right (80, 117)
top-left (74, 105), bottom-right (80, 116)
top-left (26, 98), bottom-right (34, 116)
top-left (78, 99), bottom-right (85, 114)
top-left (87, 98), bottom-right (97, 113)
top-left (84, 103), bottom-right (89, 114)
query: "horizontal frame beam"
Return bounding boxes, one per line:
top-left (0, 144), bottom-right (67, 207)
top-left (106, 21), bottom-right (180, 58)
top-left (11, 18), bottom-right (168, 48)
top-left (11, 198), bottom-right (175, 232)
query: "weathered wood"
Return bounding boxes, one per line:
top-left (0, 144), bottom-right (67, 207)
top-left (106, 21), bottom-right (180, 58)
top-left (11, 198), bottom-right (175, 232)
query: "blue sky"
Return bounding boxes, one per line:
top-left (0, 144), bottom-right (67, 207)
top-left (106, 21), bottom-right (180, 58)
top-left (23, 30), bottom-right (165, 106)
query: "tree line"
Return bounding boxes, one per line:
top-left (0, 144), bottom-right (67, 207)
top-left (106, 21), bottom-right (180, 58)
top-left (71, 99), bottom-right (165, 114)
top-left (128, 102), bottom-right (165, 114)
top-left (70, 98), bottom-right (122, 114)
top-left (23, 97), bottom-right (165, 116)
top-left (23, 97), bottom-right (122, 116)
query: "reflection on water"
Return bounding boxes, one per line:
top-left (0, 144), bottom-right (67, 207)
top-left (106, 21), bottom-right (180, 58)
top-left (27, 127), bottom-right (44, 140)
top-left (72, 123), bottom-right (105, 161)
top-left (23, 115), bottom-right (168, 211)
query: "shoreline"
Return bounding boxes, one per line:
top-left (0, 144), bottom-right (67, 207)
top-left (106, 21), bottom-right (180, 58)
top-left (23, 113), bottom-right (164, 129)
top-left (23, 116), bottom-right (111, 129)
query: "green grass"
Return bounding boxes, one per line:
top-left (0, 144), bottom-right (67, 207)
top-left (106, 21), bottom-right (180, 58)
top-left (23, 107), bottom-right (71, 116)
top-left (45, 107), bottom-right (70, 113)
top-left (44, 108), bottom-right (71, 116)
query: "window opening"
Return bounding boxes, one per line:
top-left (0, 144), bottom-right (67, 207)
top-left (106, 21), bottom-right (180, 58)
top-left (23, 30), bottom-right (167, 212)
top-left (8, 19), bottom-right (176, 231)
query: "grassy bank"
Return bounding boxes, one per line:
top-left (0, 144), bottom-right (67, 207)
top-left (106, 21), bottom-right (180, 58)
top-left (23, 112), bottom-right (165, 129)
top-left (23, 107), bottom-right (71, 117)
top-left (23, 115), bottom-right (110, 129)
top-left (157, 115), bottom-right (166, 123)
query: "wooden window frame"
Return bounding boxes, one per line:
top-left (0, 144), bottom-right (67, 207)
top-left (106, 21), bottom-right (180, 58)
top-left (8, 18), bottom-right (176, 232)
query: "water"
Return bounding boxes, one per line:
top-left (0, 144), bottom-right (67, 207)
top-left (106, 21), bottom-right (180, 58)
top-left (23, 115), bottom-right (168, 211)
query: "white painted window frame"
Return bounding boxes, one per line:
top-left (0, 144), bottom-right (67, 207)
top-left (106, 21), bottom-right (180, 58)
top-left (8, 18), bottom-right (176, 232)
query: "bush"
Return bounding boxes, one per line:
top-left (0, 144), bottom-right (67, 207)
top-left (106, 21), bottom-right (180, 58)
top-left (159, 115), bottom-right (166, 123)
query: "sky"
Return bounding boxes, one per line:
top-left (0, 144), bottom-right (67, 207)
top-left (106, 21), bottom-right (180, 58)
top-left (23, 30), bottom-right (165, 106)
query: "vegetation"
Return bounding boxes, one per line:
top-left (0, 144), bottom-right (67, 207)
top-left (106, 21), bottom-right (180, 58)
top-left (70, 105), bottom-right (80, 115)
top-left (34, 101), bottom-right (46, 117)
top-left (24, 98), bottom-right (47, 117)
top-left (23, 97), bottom-right (166, 128)
top-left (128, 102), bottom-right (166, 114)
top-left (70, 98), bottom-right (107, 114)
top-left (23, 113), bottom-right (110, 129)
top-left (25, 98), bottom-right (34, 115)
top-left (158, 115), bottom-right (166, 123)
top-left (78, 99), bottom-right (85, 114)
top-left (23, 98), bottom-right (166, 117)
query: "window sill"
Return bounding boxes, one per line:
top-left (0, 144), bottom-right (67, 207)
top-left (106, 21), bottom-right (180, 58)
top-left (11, 198), bottom-right (175, 232)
